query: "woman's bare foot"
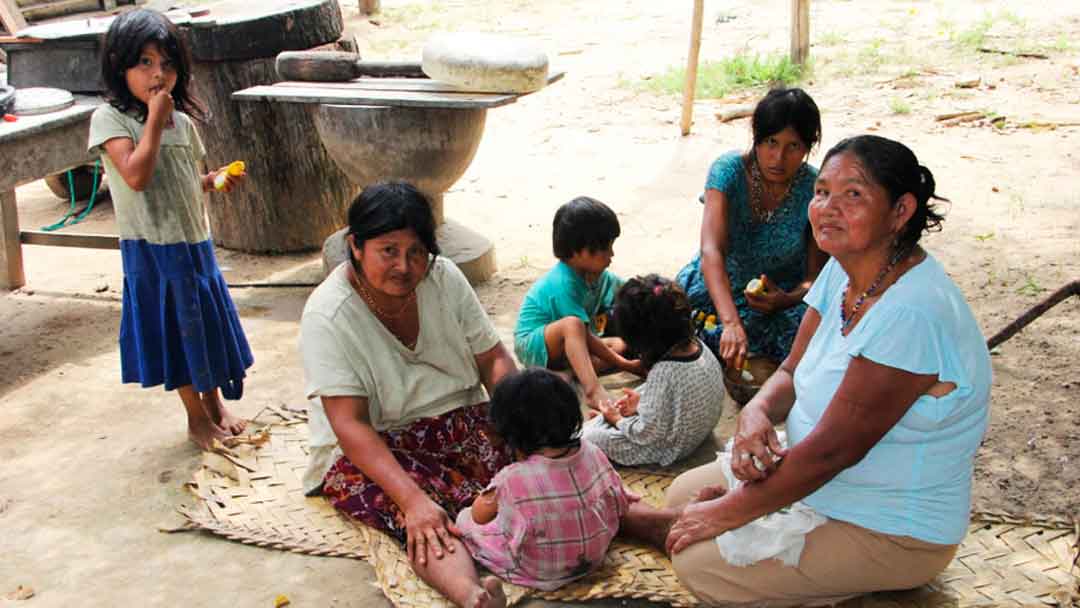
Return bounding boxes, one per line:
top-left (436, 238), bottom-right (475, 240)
top-left (187, 417), bottom-right (228, 451)
top-left (465, 577), bottom-right (506, 608)
top-left (200, 391), bottom-right (247, 436)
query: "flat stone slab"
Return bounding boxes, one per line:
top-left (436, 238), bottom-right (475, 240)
top-left (232, 72), bottom-right (564, 109)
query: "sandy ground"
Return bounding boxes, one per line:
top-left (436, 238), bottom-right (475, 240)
top-left (2, 0), bottom-right (1079, 606)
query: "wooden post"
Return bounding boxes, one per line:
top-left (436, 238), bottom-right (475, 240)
top-left (0, 0), bottom-right (27, 34)
top-left (0, 189), bottom-right (26, 289)
top-left (680, 0), bottom-right (704, 136)
top-left (790, 0), bottom-right (810, 65)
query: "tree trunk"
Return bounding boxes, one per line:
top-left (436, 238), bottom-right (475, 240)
top-left (186, 0), bottom-right (356, 253)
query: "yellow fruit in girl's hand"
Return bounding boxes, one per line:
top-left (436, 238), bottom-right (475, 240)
top-left (746, 276), bottom-right (766, 296)
top-left (214, 160), bottom-right (246, 190)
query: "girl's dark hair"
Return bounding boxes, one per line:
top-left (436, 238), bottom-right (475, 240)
top-left (101, 9), bottom-right (206, 122)
top-left (552, 196), bottom-right (620, 260)
top-left (822, 135), bottom-right (946, 252)
top-left (613, 274), bottom-right (694, 369)
top-left (751, 87), bottom-right (821, 150)
top-left (489, 368), bottom-right (582, 456)
top-left (347, 181), bottom-right (441, 260)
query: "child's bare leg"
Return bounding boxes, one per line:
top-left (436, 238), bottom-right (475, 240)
top-left (178, 385), bottom-right (227, 450)
top-left (620, 502), bottom-right (682, 552)
top-left (544, 317), bottom-right (611, 408)
top-left (411, 536), bottom-right (506, 608)
top-left (200, 388), bottom-right (247, 435)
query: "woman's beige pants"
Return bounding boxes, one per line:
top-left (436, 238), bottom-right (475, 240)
top-left (666, 460), bottom-right (958, 607)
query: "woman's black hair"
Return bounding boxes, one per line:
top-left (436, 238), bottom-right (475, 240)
top-left (101, 9), bottom-right (206, 122)
top-left (751, 87), bottom-right (821, 150)
top-left (552, 196), bottom-right (620, 260)
top-left (822, 135), bottom-right (947, 252)
top-left (613, 274), bottom-right (694, 370)
top-left (489, 368), bottom-right (582, 456)
top-left (347, 181), bottom-right (441, 260)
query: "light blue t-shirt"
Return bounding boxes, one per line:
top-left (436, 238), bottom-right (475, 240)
top-left (513, 261), bottom-right (621, 367)
top-left (786, 254), bottom-right (991, 545)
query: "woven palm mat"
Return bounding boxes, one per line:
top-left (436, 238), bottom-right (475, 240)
top-left (176, 406), bottom-right (1080, 607)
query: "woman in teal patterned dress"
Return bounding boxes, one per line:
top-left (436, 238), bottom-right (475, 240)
top-left (676, 88), bottom-right (825, 368)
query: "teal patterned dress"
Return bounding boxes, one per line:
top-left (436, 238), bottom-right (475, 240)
top-left (676, 151), bottom-right (818, 363)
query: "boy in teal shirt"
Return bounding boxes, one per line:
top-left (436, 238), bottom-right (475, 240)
top-left (514, 197), bottom-right (641, 408)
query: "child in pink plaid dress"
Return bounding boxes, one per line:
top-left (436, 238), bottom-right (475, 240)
top-left (456, 368), bottom-right (636, 591)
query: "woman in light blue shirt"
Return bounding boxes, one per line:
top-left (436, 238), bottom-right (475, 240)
top-left (660, 135), bottom-right (991, 606)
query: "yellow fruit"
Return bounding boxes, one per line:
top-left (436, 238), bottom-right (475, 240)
top-left (746, 277), bottom-right (766, 296)
top-left (214, 160), bottom-right (246, 190)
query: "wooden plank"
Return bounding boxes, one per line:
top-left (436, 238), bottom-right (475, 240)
top-left (20, 0), bottom-right (99, 22)
top-left (232, 84), bottom-right (521, 109)
top-left (0, 0), bottom-right (28, 34)
top-left (680, 0), bottom-right (704, 136)
top-left (274, 70), bottom-right (565, 95)
top-left (790, 0), bottom-right (810, 65)
top-left (20, 231), bottom-right (119, 249)
top-left (0, 189), bottom-right (26, 289)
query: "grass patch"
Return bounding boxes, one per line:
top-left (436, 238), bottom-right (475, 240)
top-left (638, 53), bottom-right (804, 98)
top-left (951, 10), bottom-right (1026, 51)
top-left (889, 97), bottom-right (912, 115)
top-left (817, 31), bottom-right (845, 47)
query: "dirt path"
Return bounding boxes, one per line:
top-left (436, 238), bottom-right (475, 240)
top-left (2, 1), bottom-right (1078, 605)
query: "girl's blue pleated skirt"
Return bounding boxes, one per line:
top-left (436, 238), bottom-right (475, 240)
top-left (119, 239), bottom-right (253, 400)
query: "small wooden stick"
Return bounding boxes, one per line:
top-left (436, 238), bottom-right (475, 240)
top-left (680, 0), bottom-right (704, 136)
top-left (978, 47), bottom-right (1049, 60)
top-left (986, 279), bottom-right (1079, 350)
top-left (716, 104), bottom-right (755, 123)
top-left (935, 110), bottom-right (984, 121)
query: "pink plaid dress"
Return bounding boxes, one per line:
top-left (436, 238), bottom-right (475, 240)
top-left (456, 441), bottom-right (633, 591)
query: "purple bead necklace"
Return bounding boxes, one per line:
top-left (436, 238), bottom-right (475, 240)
top-left (839, 248), bottom-right (905, 335)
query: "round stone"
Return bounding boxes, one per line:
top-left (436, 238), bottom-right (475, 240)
top-left (422, 32), bottom-right (548, 94)
top-left (13, 87), bottom-right (75, 116)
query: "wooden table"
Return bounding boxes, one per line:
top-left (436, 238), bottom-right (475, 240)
top-left (0, 97), bottom-right (119, 290)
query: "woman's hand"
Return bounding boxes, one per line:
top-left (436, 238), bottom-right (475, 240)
top-left (718, 321), bottom-right (749, 369)
top-left (402, 493), bottom-right (459, 566)
top-left (744, 274), bottom-right (791, 314)
top-left (665, 500), bottom-right (730, 555)
top-left (731, 403), bottom-right (788, 482)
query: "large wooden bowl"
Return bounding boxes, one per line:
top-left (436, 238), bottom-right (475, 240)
top-left (723, 356), bottom-right (779, 406)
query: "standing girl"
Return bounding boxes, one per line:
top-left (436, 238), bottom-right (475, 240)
top-left (457, 368), bottom-right (668, 592)
top-left (582, 274), bottom-right (725, 467)
top-left (89, 9), bottom-right (253, 449)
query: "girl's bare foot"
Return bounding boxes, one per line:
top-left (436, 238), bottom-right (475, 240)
top-left (620, 503), bottom-right (682, 552)
top-left (691, 484), bottom-right (727, 503)
top-left (465, 577), bottom-right (506, 608)
top-left (200, 391), bottom-right (247, 436)
top-left (187, 417), bottom-right (228, 451)
top-left (216, 406), bottom-right (248, 436)
top-left (584, 386), bottom-right (614, 410)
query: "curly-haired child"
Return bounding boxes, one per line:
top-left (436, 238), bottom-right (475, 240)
top-left (582, 274), bottom-right (725, 466)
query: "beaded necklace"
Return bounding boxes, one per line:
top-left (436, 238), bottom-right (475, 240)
top-left (839, 248), bottom-right (906, 335)
top-left (350, 264), bottom-right (419, 348)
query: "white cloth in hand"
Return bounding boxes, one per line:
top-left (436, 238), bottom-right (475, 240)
top-left (713, 435), bottom-right (827, 567)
